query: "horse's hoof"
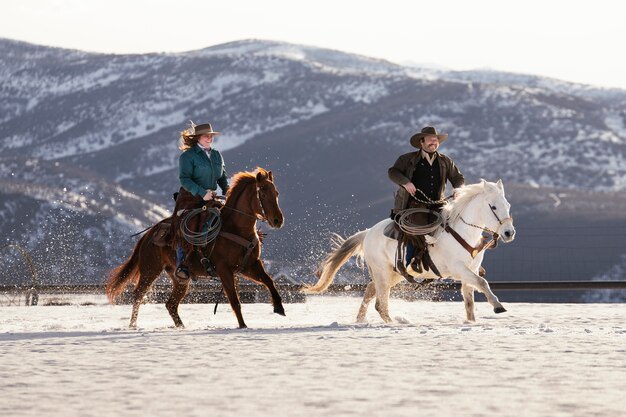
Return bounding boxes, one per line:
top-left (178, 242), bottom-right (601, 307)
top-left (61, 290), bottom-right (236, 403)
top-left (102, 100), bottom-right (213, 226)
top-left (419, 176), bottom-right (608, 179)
top-left (494, 306), bottom-right (507, 314)
top-left (274, 305), bottom-right (286, 316)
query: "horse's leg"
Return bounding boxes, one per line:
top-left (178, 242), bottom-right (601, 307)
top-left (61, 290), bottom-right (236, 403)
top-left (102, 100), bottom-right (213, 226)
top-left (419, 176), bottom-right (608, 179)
top-left (356, 280), bottom-right (376, 323)
top-left (241, 260), bottom-right (285, 316)
top-left (461, 282), bottom-right (476, 322)
top-left (454, 264), bottom-right (506, 314)
top-left (165, 271), bottom-right (190, 328)
top-left (372, 266), bottom-right (394, 323)
top-left (129, 276), bottom-right (151, 329)
top-left (129, 254), bottom-right (163, 329)
top-left (219, 270), bottom-right (247, 329)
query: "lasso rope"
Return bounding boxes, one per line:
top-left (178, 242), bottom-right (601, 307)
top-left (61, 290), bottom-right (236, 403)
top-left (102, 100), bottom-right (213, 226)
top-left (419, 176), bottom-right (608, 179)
top-left (180, 207), bottom-right (222, 246)
top-left (410, 188), bottom-right (449, 205)
top-left (394, 208), bottom-right (443, 235)
top-left (394, 188), bottom-right (449, 235)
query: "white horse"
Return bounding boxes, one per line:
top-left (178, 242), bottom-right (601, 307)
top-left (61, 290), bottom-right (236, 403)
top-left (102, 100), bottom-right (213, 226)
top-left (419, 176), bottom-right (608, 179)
top-left (304, 180), bottom-right (516, 322)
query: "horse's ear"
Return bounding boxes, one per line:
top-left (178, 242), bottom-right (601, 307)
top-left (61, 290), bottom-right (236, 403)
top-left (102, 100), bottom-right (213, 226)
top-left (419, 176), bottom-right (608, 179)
top-left (256, 171), bottom-right (265, 182)
top-left (496, 179), bottom-right (504, 190)
top-left (268, 170), bottom-right (273, 182)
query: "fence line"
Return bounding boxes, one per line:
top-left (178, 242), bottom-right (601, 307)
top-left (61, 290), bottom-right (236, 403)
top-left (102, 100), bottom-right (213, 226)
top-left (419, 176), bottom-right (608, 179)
top-left (1, 281), bottom-right (625, 306)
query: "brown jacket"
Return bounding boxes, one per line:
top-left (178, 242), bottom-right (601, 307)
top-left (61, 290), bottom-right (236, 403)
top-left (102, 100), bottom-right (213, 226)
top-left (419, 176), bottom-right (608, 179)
top-left (388, 151), bottom-right (464, 213)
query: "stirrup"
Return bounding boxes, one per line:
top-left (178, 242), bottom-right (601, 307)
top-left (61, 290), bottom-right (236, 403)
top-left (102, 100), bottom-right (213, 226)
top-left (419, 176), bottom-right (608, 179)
top-left (407, 258), bottom-right (423, 276)
top-left (175, 266), bottom-right (190, 281)
top-left (395, 259), bottom-right (419, 284)
top-left (200, 258), bottom-right (218, 277)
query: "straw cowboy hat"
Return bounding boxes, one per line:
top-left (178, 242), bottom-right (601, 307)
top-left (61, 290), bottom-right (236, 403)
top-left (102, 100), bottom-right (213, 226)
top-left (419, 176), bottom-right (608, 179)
top-left (410, 126), bottom-right (448, 148)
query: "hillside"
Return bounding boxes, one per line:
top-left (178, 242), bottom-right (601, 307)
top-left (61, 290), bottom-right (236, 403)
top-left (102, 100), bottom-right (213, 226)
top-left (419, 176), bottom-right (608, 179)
top-left (1, 38), bottom-right (625, 301)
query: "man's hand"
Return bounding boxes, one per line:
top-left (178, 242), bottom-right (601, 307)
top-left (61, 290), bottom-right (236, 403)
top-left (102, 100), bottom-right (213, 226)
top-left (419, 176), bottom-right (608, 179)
top-left (203, 190), bottom-right (215, 201)
top-left (402, 182), bottom-right (416, 195)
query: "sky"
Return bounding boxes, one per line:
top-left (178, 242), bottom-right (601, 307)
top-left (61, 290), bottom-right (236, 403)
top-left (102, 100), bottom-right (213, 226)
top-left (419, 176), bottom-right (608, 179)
top-left (1, 0), bottom-right (625, 90)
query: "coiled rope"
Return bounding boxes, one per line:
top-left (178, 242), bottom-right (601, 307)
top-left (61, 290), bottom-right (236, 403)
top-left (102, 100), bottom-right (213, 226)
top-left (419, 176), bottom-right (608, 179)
top-left (180, 207), bottom-right (222, 246)
top-left (394, 208), bottom-right (443, 235)
top-left (394, 189), bottom-right (450, 235)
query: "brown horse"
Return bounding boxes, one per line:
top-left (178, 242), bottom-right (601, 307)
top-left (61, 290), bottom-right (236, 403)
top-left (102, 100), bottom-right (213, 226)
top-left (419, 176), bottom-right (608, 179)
top-left (106, 168), bottom-right (285, 329)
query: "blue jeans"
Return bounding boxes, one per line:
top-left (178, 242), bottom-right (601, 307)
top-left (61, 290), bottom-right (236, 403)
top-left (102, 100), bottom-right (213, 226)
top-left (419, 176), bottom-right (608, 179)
top-left (176, 245), bottom-right (185, 268)
top-left (405, 242), bottom-right (415, 266)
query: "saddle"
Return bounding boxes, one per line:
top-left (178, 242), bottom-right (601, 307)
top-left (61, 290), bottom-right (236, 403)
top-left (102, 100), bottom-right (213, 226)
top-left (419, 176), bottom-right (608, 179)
top-left (151, 217), bottom-right (174, 247)
top-left (384, 221), bottom-right (441, 282)
top-left (178, 202), bottom-right (224, 279)
top-left (385, 220), bottom-right (487, 280)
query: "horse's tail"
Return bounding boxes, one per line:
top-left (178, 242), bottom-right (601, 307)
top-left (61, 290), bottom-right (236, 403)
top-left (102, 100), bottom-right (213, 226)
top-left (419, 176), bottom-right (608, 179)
top-left (302, 230), bottom-right (367, 294)
top-left (106, 226), bottom-right (156, 303)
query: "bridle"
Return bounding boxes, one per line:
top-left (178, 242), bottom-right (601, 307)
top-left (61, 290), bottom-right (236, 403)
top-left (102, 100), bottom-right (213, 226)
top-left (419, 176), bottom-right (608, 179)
top-left (221, 184), bottom-right (269, 223)
top-left (196, 181), bottom-right (272, 276)
top-left (489, 204), bottom-right (513, 228)
top-left (459, 203), bottom-right (513, 240)
top-left (445, 201), bottom-right (513, 258)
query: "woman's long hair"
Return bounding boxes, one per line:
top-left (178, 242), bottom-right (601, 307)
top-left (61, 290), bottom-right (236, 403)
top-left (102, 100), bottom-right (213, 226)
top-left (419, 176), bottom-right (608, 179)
top-left (178, 121), bottom-right (199, 151)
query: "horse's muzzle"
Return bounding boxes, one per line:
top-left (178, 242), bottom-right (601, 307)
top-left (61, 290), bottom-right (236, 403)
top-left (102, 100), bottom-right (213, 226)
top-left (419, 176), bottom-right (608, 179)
top-left (501, 228), bottom-right (515, 242)
top-left (270, 216), bottom-right (284, 229)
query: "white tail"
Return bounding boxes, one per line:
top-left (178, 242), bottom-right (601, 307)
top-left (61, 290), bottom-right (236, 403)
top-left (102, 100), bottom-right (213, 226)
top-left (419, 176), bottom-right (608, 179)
top-left (302, 231), bottom-right (367, 294)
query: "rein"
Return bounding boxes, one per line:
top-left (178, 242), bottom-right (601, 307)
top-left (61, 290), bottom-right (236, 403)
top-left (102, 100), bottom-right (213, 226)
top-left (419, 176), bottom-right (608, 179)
top-left (222, 186), bottom-right (267, 222)
top-left (216, 183), bottom-right (267, 272)
top-left (175, 180), bottom-right (271, 275)
top-left (410, 188), bottom-right (450, 205)
top-left (445, 202), bottom-right (512, 258)
top-left (395, 190), bottom-right (453, 235)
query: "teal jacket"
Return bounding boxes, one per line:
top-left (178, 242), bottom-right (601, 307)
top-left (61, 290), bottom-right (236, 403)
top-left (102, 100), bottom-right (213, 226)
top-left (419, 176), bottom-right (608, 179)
top-left (179, 145), bottom-right (229, 197)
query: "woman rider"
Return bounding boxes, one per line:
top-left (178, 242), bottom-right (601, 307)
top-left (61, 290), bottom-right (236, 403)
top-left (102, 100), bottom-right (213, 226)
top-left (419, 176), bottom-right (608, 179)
top-left (173, 122), bottom-right (229, 280)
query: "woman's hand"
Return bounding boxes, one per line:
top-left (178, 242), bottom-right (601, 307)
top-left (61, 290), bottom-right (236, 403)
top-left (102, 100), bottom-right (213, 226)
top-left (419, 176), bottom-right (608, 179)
top-left (402, 182), bottom-right (416, 195)
top-left (203, 191), bottom-right (214, 201)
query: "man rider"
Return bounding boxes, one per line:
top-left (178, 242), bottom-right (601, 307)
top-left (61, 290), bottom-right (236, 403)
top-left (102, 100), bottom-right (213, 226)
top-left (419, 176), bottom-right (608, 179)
top-left (388, 126), bottom-right (464, 275)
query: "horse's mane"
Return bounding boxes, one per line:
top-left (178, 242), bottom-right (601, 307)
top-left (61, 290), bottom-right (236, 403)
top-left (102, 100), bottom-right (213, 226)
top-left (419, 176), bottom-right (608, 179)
top-left (442, 180), bottom-right (496, 224)
top-left (225, 168), bottom-right (268, 205)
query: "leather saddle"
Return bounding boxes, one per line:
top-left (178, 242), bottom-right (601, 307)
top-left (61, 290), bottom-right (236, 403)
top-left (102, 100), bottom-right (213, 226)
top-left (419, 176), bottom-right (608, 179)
top-left (384, 221), bottom-right (440, 282)
top-left (151, 218), bottom-right (174, 247)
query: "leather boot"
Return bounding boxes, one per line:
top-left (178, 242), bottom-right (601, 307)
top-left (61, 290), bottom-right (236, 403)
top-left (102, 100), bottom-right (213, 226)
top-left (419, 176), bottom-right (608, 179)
top-left (407, 254), bottom-right (423, 276)
top-left (407, 235), bottom-right (426, 276)
top-left (175, 266), bottom-right (190, 281)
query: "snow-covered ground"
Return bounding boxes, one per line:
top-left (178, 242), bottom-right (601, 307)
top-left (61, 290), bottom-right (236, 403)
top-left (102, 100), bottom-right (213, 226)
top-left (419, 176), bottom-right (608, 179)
top-left (1, 296), bottom-right (625, 417)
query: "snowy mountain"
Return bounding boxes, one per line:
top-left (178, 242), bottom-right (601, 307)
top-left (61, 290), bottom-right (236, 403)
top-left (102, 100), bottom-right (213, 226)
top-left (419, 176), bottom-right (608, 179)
top-left (1, 38), bottom-right (625, 298)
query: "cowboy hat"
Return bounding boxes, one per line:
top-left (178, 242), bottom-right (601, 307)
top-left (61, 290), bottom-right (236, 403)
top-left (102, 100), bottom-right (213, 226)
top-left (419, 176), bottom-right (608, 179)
top-left (192, 123), bottom-right (220, 136)
top-left (410, 126), bottom-right (448, 148)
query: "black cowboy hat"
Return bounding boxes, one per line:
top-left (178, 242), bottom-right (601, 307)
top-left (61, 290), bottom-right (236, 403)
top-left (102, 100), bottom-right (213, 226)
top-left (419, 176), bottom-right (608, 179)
top-left (410, 126), bottom-right (448, 148)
